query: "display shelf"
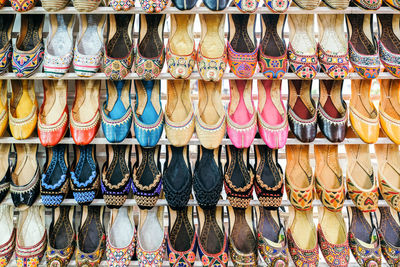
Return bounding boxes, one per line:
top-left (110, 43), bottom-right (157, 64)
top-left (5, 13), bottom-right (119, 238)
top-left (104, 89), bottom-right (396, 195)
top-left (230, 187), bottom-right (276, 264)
top-left (0, 6), bottom-right (399, 14)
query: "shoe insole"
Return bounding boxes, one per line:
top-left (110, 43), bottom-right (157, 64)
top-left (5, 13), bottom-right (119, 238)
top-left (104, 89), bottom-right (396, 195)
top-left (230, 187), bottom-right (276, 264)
top-left (167, 80), bottom-right (191, 123)
top-left (0, 143), bottom-right (9, 181)
top-left (347, 14), bottom-right (375, 55)
top-left (170, 15), bottom-right (193, 55)
top-left (78, 15), bottom-right (102, 56)
top-left (19, 15), bottom-right (43, 52)
top-left (0, 206), bottom-right (13, 245)
top-left (108, 145), bottom-right (127, 186)
top-left (291, 80), bottom-right (313, 120)
top-left (20, 207), bottom-right (44, 247)
top-left (348, 145), bottom-right (374, 190)
top-left (169, 207), bottom-right (194, 252)
top-left (165, 146), bottom-right (189, 190)
top-left (320, 209), bottom-right (346, 244)
top-left (351, 80), bottom-right (375, 118)
top-left (260, 80), bottom-right (283, 125)
top-left (289, 15), bottom-right (315, 54)
top-left (230, 207), bottom-right (255, 253)
top-left (378, 14), bottom-right (400, 55)
top-left (44, 146), bottom-right (66, 187)
top-left (42, 81), bottom-right (66, 125)
top-left (80, 207), bottom-right (102, 253)
top-left (138, 81), bottom-right (159, 125)
top-left (199, 81), bottom-right (220, 125)
top-left (139, 15), bottom-right (163, 58)
top-left (321, 80), bottom-right (341, 119)
top-left (257, 146), bottom-right (280, 188)
top-left (48, 15), bottom-right (73, 57)
top-left (137, 147), bottom-right (159, 187)
top-left (108, 81), bottom-right (128, 120)
top-left (196, 147), bottom-right (221, 191)
top-left (198, 207), bottom-right (224, 254)
top-left (379, 207), bottom-right (400, 247)
top-left (291, 209), bottom-right (316, 250)
top-left (76, 81), bottom-right (99, 123)
top-left (261, 14), bottom-right (285, 57)
top-left (259, 208), bottom-right (280, 243)
top-left (110, 207), bottom-right (134, 248)
top-left (107, 14), bottom-right (132, 58)
top-left (286, 146), bottom-right (312, 189)
top-left (230, 14), bottom-right (255, 53)
top-left (381, 156), bottom-right (400, 190)
top-left (315, 145), bottom-right (341, 189)
top-left (15, 82), bottom-right (35, 119)
top-left (201, 15), bottom-right (225, 58)
top-left (319, 15), bottom-right (346, 54)
top-left (14, 144), bottom-right (37, 186)
top-left (76, 146), bottom-right (96, 184)
top-left (230, 80), bottom-right (252, 125)
top-left (380, 80), bottom-right (400, 120)
top-left (0, 15), bottom-right (13, 48)
top-left (140, 207), bottom-right (163, 251)
top-left (350, 207), bottom-right (373, 244)
top-left (52, 207), bottom-right (72, 249)
top-left (228, 146), bottom-right (250, 188)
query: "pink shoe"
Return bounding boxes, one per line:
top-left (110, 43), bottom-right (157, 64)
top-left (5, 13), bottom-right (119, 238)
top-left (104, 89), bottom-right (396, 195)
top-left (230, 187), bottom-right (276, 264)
top-left (257, 80), bottom-right (288, 149)
top-left (227, 80), bottom-right (257, 148)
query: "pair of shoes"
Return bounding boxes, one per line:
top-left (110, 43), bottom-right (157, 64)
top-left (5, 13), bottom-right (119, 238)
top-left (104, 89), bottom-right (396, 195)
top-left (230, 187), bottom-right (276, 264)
top-left (288, 79), bottom-right (348, 143)
top-left (0, 14), bottom-right (15, 75)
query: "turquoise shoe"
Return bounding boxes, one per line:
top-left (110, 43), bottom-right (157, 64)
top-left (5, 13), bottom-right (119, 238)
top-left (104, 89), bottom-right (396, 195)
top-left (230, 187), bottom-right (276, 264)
top-left (101, 80), bottom-right (133, 143)
top-left (133, 80), bottom-right (164, 147)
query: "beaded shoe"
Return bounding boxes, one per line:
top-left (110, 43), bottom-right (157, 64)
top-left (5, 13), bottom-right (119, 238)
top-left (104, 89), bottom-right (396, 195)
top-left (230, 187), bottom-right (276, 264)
top-left (10, 0), bottom-right (37, 12)
top-left (109, 0), bottom-right (135, 10)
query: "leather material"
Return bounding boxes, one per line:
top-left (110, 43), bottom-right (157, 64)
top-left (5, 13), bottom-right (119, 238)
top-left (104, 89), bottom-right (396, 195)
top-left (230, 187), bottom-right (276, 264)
top-left (172, 0), bottom-right (197, 9)
top-left (378, 15), bottom-right (400, 78)
top-left (203, 0), bottom-right (229, 10)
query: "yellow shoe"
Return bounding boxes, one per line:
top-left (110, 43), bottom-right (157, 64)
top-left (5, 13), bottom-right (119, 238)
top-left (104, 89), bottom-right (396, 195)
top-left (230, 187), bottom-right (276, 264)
top-left (9, 80), bottom-right (38, 140)
top-left (0, 80), bottom-right (8, 137)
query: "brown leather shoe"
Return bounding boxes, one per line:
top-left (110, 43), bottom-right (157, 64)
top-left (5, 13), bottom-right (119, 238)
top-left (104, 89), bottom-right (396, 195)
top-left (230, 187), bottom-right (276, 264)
top-left (379, 79), bottom-right (400, 144)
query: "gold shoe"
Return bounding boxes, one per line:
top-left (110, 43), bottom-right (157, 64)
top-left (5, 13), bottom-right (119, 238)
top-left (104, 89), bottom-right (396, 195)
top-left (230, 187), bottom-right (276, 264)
top-left (9, 80), bottom-right (38, 140)
top-left (379, 79), bottom-right (400, 144)
top-left (0, 80), bottom-right (8, 137)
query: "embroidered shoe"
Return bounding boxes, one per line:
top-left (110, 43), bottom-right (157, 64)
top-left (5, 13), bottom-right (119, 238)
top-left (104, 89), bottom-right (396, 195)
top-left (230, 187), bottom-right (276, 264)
top-left (166, 14), bottom-right (196, 79)
top-left (351, 0), bottom-right (381, 9)
top-left (38, 80), bottom-right (69, 147)
top-left (41, 145), bottom-right (70, 208)
top-left (227, 80), bottom-right (257, 149)
top-left (0, 80), bottom-right (8, 137)
top-left (73, 0), bottom-right (102, 11)
top-left (10, 0), bottom-right (37, 11)
top-left (265, 0), bottom-right (291, 12)
top-left (12, 14), bottom-right (45, 78)
top-left (0, 141), bottom-right (11, 204)
top-left (288, 14), bottom-right (319, 80)
top-left (139, 0), bottom-right (168, 12)
top-left (0, 0), bottom-right (8, 8)
top-left (109, 0), bottom-right (135, 10)
top-left (44, 15), bottom-right (75, 78)
top-left (292, 0), bottom-right (320, 8)
top-left (347, 14), bottom-right (380, 79)
top-left (0, 205), bottom-right (15, 267)
top-left (101, 80), bottom-right (133, 143)
top-left (103, 14), bottom-right (135, 81)
top-left (378, 14), bottom-right (400, 78)
top-left (0, 15), bottom-right (15, 75)
top-left (197, 14), bottom-right (227, 82)
top-left (70, 145), bottom-right (100, 206)
top-left (377, 207), bottom-right (400, 267)
top-left (73, 15), bottom-right (105, 77)
top-left (384, 0), bottom-right (400, 9)
top-left (233, 0), bottom-right (260, 12)
top-left (42, 0), bottom-right (70, 11)
top-left (379, 80), bottom-right (400, 145)
top-left (135, 14), bottom-right (166, 80)
top-left (70, 80), bottom-right (101, 146)
top-left (133, 80), bottom-right (164, 148)
top-left (227, 12), bottom-right (258, 79)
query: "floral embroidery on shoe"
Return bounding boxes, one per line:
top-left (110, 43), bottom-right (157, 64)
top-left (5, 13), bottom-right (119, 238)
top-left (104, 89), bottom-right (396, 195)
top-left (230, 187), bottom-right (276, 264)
top-left (288, 43), bottom-right (319, 80)
top-left (318, 44), bottom-right (350, 79)
top-left (0, 229), bottom-right (15, 267)
top-left (347, 176), bottom-right (379, 212)
top-left (227, 42), bottom-right (258, 78)
top-left (139, 0), bottom-right (168, 13)
top-left (11, 0), bottom-right (36, 12)
top-left (258, 232), bottom-right (289, 267)
top-left (73, 47), bottom-right (103, 77)
top-left (258, 47), bottom-right (287, 79)
top-left (109, 0), bottom-right (135, 10)
top-left (0, 41), bottom-right (12, 74)
top-left (106, 234), bottom-right (136, 267)
top-left (378, 230), bottom-right (400, 267)
top-left (137, 234), bottom-right (166, 267)
top-left (318, 225), bottom-right (350, 267)
top-left (167, 233), bottom-right (197, 267)
top-left (315, 178), bottom-right (345, 212)
top-left (379, 175), bottom-right (400, 212)
top-left (198, 235), bottom-right (229, 267)
top-left (233, 0), bottom-right (260, 12)
top-left (285, 174), bottom-right (314, 211)
top-left (135, 47), bottom-right (165, 80)
top-left (103, 49), bottom-right (134, 80)
top-left (348, 231), bottom-right (381, 267)
top-left (348, 41), bottom-right (380, 79)
top-left (379, 40), bottom-right (400, 78)
top-left (44, 52), bottom-right (73, 78)
top-left (287, 229), bottom-right (319, 267)
top-left (352, 0), bottom-right (382, 9)
top-left (166, 42), bottom-right (196, 79)
top-left (12, 43), bottom-right (44, 78)
top-left (265, 0), bottom-right (291, 12)
top-left (197, 44), bottom-right (227, 82)
top-left (46, 242), bottom-right (75, 267)
top-left (229, 237), bottom-right (258, 266)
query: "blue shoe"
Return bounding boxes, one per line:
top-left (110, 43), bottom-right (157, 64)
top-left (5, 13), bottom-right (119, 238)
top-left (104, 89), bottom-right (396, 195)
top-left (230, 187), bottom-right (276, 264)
top-left (133, 80), bottom-right (164, 148)
top-left (101, 80), bottom-right (133, 143)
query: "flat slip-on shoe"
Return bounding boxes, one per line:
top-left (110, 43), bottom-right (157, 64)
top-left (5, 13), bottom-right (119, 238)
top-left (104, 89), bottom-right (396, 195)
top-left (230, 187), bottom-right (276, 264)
top-left (256, 208), bottom-right (289, 267)
top-left (317, 80), bottom-right (348, 143)
top-left (0, 14), bottom-right (15, 75)
top-left (133, 80), bottom-right (164, 148)
top-left (227, 12), bottom-right (258, 78)
top-left (288, 15), bottom-right (319, 79)
top-left (163, 145), bottom-right (192, 210)
top-left (101, 144), bottom-right (131, 209)
top-left (132, 145), bottom-right (162, 209)
top-left (318, 207), bottom-right (350, 267)
top-left (351, 0), bottom-right (381, 9)
top-left (103, 14), bottom-right (135, 81)
top-left (195, 80), bottom-right (226, 150)
top-left (227, 80), bottom-right (257, 149)
top-left (349, 79), bottom-right (379, 144)
top-left (233, 0), bottom-right (259, 13)
top-left (11, 0), bottom-right (37, 11)
top-left (0, 0), bottom-right (7, 8)
top-left (46, 207), bottom-right (76, 267)
top-left (285, 145), bottom-right (314, 211)
top-left (379, 80), bottom-right (400, 145)
top-left (70, 80), bottom-right (101, 146)
top-left (9, 80), bottom-right (38, 140)
top-left (378, 15), bottom-right (400, 78)
top-left (38, 80), bottom-right (69, 147)
top-left (172, 0), bottom-right (196, 11)
top-left (41, 145), bottom-right (70, 208)
top-left (384, 0), bottom-right (400, 9)
top-left (106, 207), bottom-right (136, 267)
top-left (197, 13), bottom-right (227, 82)
top-left (377, 207), bottom-right (400, 266)
top-left (12, 14), bottom-right (44, 78)
top-left (0, 140), bottom-right (11, 204)
top-left (317, 14), bottom-right (349, 79)
top-left (347, 207), bottom-right (382, 266)
top-left (254, 145), bottom-right (284, 209)
top-left (15, 206), bottom-right (46, 267)
top-left (375, 143), bottom-right (400, 212)
top-left (0, 205), bottom-right (16, 267)
top-left (346, 14), bottom-right (380, 78)
top-left (227, 205), bottom-right (257, 266)
top-left (44, 15), bottom-right (75, 79)
top-left (0, 80), bottom-right (8, 137)
top-left (42, 0), bottom-right (70, 11)
top-left (70, 145), bottom-right (100, 206)
top-left (73, 0), bottom-right (102, 12)
top-left (257, 80), bottom-right (288, 149)
top-left (287, 208), bottom-right (319, 267)
top-left (139, 0), bottom-right (168, 12)
top-left (101, 80), bottom-right (133, 143)
top-left (135, 14), bottom-right (166, 80)
top-left (287, 80), bottom-right (317, 143)
top-left (11, 144), bottom-right (40, 209)
top-left (137, 205), bottom-right (166, 266)
top-left (314, 143), bottom-right (345, 212)
top-left (292, 0), bottom-right (320, 8)
top-left (203, 0), bottom-right (229, 10)
top-left (109, 0), bottom-right (135, 10)
top-left (75, 206), bottom-right (106, 267)
top-left (165, 80), bottom-right (194, 147)
top-left (322, 0), bottom-right (349, 8)
top-left (345, 136), bottom-right (379, 212)
top-left (258, 14), bottom-right (287, 78)
top-left (265, 0), bottom-right (290, 12)
top-left (166, 14), bottom-right (196, 78)
top-left (224, 146), bottom-right (254, 209)
top-left (73, 15), bottom-right (105, 77)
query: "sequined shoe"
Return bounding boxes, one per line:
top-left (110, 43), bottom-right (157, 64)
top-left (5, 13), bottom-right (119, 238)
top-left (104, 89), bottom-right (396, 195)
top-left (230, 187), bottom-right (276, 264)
top-left (11, 0), bottom-right (37, 12)
top-left (378, 14), bottom-right (400, 78)
top-left (109, 0), bottom-right (135, 10)
top-left (135, 14), bottom-right (165, 80)
top-left (379, 79), bottom-right (400, 145)
top-left (0, 205), bottom-right (15, 267)
top-left (0, 14), bottom-right (15, 75)
top-left (46, 207), bottom-right (76, 267)
top-left (73, 0), bottom-right (102, 12)
top-left (12, 15), bottom-right (44, 78)
top-left (377, 207), bottom-right (400, 267)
